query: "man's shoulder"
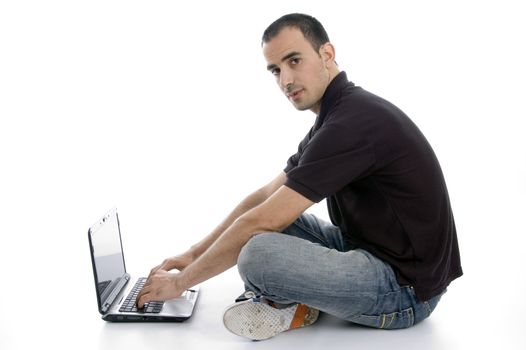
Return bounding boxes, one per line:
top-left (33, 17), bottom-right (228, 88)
top-left (338, 85), bottom-right (393, 108)
top-left (331, 86), bottom-right (406, 123)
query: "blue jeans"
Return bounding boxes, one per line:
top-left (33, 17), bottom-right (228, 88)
top-left (237, 213), bottom-right (445, 329)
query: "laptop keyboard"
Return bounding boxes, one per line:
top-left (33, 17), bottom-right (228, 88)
top-left (119, 277), bottom-right (164, 313)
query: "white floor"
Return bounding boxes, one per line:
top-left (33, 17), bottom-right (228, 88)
top-left (0, 240), bottom-right (524, 350)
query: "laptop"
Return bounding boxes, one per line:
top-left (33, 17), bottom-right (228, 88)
top-left (88, 207), bottom-right (199, 322)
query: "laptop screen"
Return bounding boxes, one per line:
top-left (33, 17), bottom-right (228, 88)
top-left (88, 208), bottom-right (127, 309)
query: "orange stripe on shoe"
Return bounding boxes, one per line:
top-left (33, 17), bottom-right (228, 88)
top-left (290, 304), bottom-right (309, 329)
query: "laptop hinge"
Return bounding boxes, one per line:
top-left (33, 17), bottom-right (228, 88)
top-left (102, 273), bottom-right (130, 313)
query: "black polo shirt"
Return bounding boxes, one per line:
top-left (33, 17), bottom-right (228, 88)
top-left (284, 71), bottom-right (462, 301)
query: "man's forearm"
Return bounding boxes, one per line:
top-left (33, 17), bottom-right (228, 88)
top-left (178, 214), bottom-right (259, 289)
top-left (136, 214), bottom-right (261, 308)
top-left (188, 188), bottom-right (269, 260)
top-left (136, 184), bottom-right (312, 307)
top-left (176, 185), bottom-right (313, 290)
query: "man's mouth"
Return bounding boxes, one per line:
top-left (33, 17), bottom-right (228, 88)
top-left (287, 89), bottom-right (303, 101)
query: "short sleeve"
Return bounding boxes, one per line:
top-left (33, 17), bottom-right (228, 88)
top-left (284, 153), bottom-right (299, 173)
top-left (284, 123), bottom-right (376, 202)
top-left (284, 126), bottom-right (314, 173)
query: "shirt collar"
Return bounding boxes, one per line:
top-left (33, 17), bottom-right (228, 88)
top-left (314, 71), bottom-right (354, 130)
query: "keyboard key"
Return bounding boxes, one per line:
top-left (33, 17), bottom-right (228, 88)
top-left (119, 277), bottom-right (164, 313)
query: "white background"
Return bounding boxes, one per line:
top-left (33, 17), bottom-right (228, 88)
top-left (1, 1), bottom-right (525, 349)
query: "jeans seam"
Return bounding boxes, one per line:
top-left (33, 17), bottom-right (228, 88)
top-left (380, 314), bottom-right (386, 329)
top-left (424, 301), bottom-right (432, 315)
top-left (386, 313), bottom-right (395, 328)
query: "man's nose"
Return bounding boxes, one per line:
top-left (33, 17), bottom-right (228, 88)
top-left (279, 69), bottom-right (294, 90)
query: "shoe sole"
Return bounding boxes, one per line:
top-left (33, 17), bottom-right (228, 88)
top-left (223, 300), bottom-right (319, 341)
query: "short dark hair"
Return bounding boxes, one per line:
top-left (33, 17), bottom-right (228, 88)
top-left (262, 13), bottom-right (330, 53)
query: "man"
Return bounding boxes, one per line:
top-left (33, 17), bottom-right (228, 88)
top-left (137, 13), bottom-right (462, 341)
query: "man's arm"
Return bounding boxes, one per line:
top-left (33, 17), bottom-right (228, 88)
top-left (147, 172), bottom-right (287, 275)
top-left (188, 172), bottom-right (287, 259)
top-left (137, 183), bottom-right (314, 307)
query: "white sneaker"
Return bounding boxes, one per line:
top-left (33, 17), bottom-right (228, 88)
top-left (223, 297), bottom-right (319, 341)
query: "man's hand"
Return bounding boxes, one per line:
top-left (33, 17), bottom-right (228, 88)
top-left (148, 251), bottom-right (195, 278)
top-left (136, 269), bottom-right (185, 308)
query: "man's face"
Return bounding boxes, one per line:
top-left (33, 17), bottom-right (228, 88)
top-left (263, 27), bottom-right (330, 114)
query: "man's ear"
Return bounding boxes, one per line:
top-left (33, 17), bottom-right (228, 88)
top-left (320, 43), bottom-right (336, 68)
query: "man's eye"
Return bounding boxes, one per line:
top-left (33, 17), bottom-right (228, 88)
top-left (290, 57), bottom-right (300, 65)
top-left (271, 68), bottom-right (280, 76)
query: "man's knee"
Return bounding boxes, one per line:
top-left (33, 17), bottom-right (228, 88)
top-left (237, 232), bottom-right (281, 284)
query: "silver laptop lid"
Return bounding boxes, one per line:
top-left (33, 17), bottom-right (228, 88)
top-left (88, 208), bottom-right (130, 314)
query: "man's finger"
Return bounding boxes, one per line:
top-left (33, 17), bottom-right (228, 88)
top-left (148, 267), bottom-right (158, 278)
top-left (137, 291), bottom-right (150, 309)
top-left (136, 286), bottom-right (152, 308)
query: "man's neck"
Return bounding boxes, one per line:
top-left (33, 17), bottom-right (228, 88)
top-left (310, 67), bottom-right (341, 115)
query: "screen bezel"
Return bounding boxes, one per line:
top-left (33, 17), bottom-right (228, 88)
top-left (88, 208), bottom-right (128, 314)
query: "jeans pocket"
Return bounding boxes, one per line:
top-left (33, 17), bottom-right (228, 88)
top-left (349, 307), bottom-right (415, 330)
